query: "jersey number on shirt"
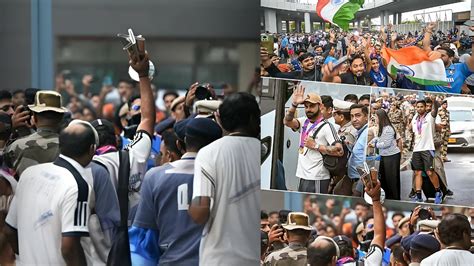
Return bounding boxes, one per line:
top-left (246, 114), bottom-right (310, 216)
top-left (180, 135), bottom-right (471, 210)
top-left (177, 184), bottom-right (189, 210)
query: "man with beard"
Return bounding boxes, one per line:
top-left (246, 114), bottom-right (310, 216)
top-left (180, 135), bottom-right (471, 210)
top-left (260, 48), bottom-right (322, 81)
top-left (411, 97), bottom-right (442, 204)
top-left (423, 22), bottom-right (474, 94)
top-left (322, 55), bottom-right (376, 86)
top-left (283, 85), bottom-right (343, 193)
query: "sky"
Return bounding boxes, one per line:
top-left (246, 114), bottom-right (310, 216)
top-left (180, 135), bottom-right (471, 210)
top-left (397, 0), bottom-right (469, 23)
top-left (303, 0), bottom-right (471, 24)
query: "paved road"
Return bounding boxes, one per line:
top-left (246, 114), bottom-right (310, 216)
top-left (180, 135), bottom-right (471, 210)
top-left (400, 149), bottom-right (474, 207)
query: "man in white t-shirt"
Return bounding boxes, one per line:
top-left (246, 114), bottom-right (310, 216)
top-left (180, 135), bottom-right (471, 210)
top-left (4, 122), bottom-right (97, 265)
top-left (188, 92), bottom-right (260, 265)
top-left (420, 213), bottom-right (474, 266)
top-left (283, 85), bottom-right (343, 193)
top-left (91, 51), bottom-right (155, 222)
top-left (410, 97), bottom-right (442, 203)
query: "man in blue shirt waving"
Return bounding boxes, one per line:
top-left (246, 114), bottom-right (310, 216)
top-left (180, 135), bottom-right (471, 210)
top-left (423, 22), bottom-right (474, 94)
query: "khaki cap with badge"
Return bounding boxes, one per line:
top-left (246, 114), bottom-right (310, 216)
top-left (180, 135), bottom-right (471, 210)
top-left (28, 91), bottom-right (67, 113)
top-left (282, 212), bottom-right (313, 231)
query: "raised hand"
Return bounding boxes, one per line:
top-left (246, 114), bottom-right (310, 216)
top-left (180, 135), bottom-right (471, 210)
top-left (260, 47), bottom-right (272, 68)
top-left (129, 51), bottom-right (150, 77)
top-left (292, 84), bottom-right (306, 105)
top-left (391, 31), bottom-right (398, 42)
top-left (268, 224), bottom-right (284, 245)
top-left (426, 22), bottom-right (437, 32)
top-left (82, 74), bottom-right (93, 87)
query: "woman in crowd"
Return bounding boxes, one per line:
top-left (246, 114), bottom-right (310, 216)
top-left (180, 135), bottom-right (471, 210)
top-left (369, 109), bottom-right (402, 200)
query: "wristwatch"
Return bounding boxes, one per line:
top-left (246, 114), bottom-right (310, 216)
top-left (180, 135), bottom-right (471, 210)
top-left (291, 102), bottom-right (298, 108)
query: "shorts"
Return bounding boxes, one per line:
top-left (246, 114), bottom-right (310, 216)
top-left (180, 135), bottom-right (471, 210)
top-left (412, 151), bottom-right (434, 171)
top-left (298, 178), bottom-right (330, 194)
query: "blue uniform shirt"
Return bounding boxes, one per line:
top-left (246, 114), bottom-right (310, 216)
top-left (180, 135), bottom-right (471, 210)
top-left (426, 62), bottom-right (473, 94)
top-left (348, 124), bottom-right (368, 179)
top-left (133, 153), bottom-right (202, 265)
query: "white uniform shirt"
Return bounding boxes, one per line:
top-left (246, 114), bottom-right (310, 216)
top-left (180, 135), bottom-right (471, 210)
top-left (412, 113), bottom-right (436, 152)
top-left (295, 117), bottom-right (339, 181)
top-left (420, 249), bottom-right (474, 266)
top-left (192, 136), bottom-right (260, 266)
top-left (6, 155), bottom-right (93, 265)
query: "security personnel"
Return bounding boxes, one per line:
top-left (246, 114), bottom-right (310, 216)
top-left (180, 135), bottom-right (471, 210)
top-left (264, 212), bottom-right (312, 266)
top-left (438, 99), bottom-right (451, 162)
top-left (4, 91), bottom-right (66, 178)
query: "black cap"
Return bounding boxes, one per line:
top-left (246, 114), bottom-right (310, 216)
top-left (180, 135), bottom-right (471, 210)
top-left (333, 235), bottom-right (352, 250)
top-left (173, 118), bottom-right (192, 141)
top-left (185, 118), bottom-right (222, 142)
top-left (91, 119), bottom-right (115, 136)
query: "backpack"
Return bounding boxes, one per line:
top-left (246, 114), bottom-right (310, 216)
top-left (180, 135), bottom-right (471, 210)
top-left (311, 122), bottom-right (351, 177)
top-left (107, 150), bottom-right (132, 266)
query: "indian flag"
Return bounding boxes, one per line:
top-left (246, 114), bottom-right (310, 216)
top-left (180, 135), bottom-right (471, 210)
top-left (316, 0), bottom-right (364, 31)
top-left (382, 46), bottom-right (448, 86)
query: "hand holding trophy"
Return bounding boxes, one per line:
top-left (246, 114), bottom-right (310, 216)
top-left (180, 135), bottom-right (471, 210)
top-left (117, 28), bottom-right (156, 81)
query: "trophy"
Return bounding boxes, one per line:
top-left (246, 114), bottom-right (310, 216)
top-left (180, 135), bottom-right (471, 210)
top-left (357, 162), bottom-right (385, 205)
top-left (117, 28), bottom-right (156, 81)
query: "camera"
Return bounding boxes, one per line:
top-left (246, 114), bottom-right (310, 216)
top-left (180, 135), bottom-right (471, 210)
top-left (195, 84), bottom-right (213, 100)
top-left (418, 208), bottom-right (432, 220)
top-left (314, 55), bottom-right (324, 66)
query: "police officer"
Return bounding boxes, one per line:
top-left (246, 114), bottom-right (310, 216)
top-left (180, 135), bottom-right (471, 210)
top-left (264, 212), bottom-right (312, 266)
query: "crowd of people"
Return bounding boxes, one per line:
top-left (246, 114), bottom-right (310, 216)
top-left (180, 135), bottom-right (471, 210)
top-left (279, 83), bottom-right (456, 205)
top-left (261, 178), bottom-right (474, 265)
top-left (0, 48), bottom-right (260, 264)
top-left (261, 22), bottom-right (474, 94)
top-left (368, 91), bottom-right (455, 204)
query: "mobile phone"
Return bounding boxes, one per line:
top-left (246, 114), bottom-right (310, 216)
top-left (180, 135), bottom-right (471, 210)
top-left (103, 76), bottom-right (113, 87)
top-left (332, 55), bottom-right (348, 69)
top-left (261, 34), bottom-right (274, 55)
top-left (343, 200), bottom-right (351, 209)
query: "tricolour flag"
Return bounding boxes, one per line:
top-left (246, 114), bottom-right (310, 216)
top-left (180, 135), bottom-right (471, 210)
top-left (316, 0), bottom-right (364, 31)
top-left (382, 46), bottom-right (448, 86)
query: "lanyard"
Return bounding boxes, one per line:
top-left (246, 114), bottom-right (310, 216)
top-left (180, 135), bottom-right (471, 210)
top-left (300, 117), bottom-right (323, 148)
top-left (96, 145), bottom-right (117, 155)
top-left (354, 75), bottom-right (367, 85)
top-left (416, 113), bottom-right (426, 135)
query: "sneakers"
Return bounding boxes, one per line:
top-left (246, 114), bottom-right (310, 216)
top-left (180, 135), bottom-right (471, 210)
top-left (412, 196), bottom-right (423, 203)
top-left (446, 189), bottom-right (454, 196)
top-left (408, 189), bottom-right (416, 198)
top-left (435, 191), bottom-right (443, 204)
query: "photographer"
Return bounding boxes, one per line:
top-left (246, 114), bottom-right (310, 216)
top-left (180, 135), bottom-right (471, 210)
top-left (264, 212), bottom-right (312, 266)
top-left (322, 55), bottom-right (376, 86)
top-left (183, 82), bottom-right (216, 118)
top-left (261, 47), bottom-right (322, 81)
